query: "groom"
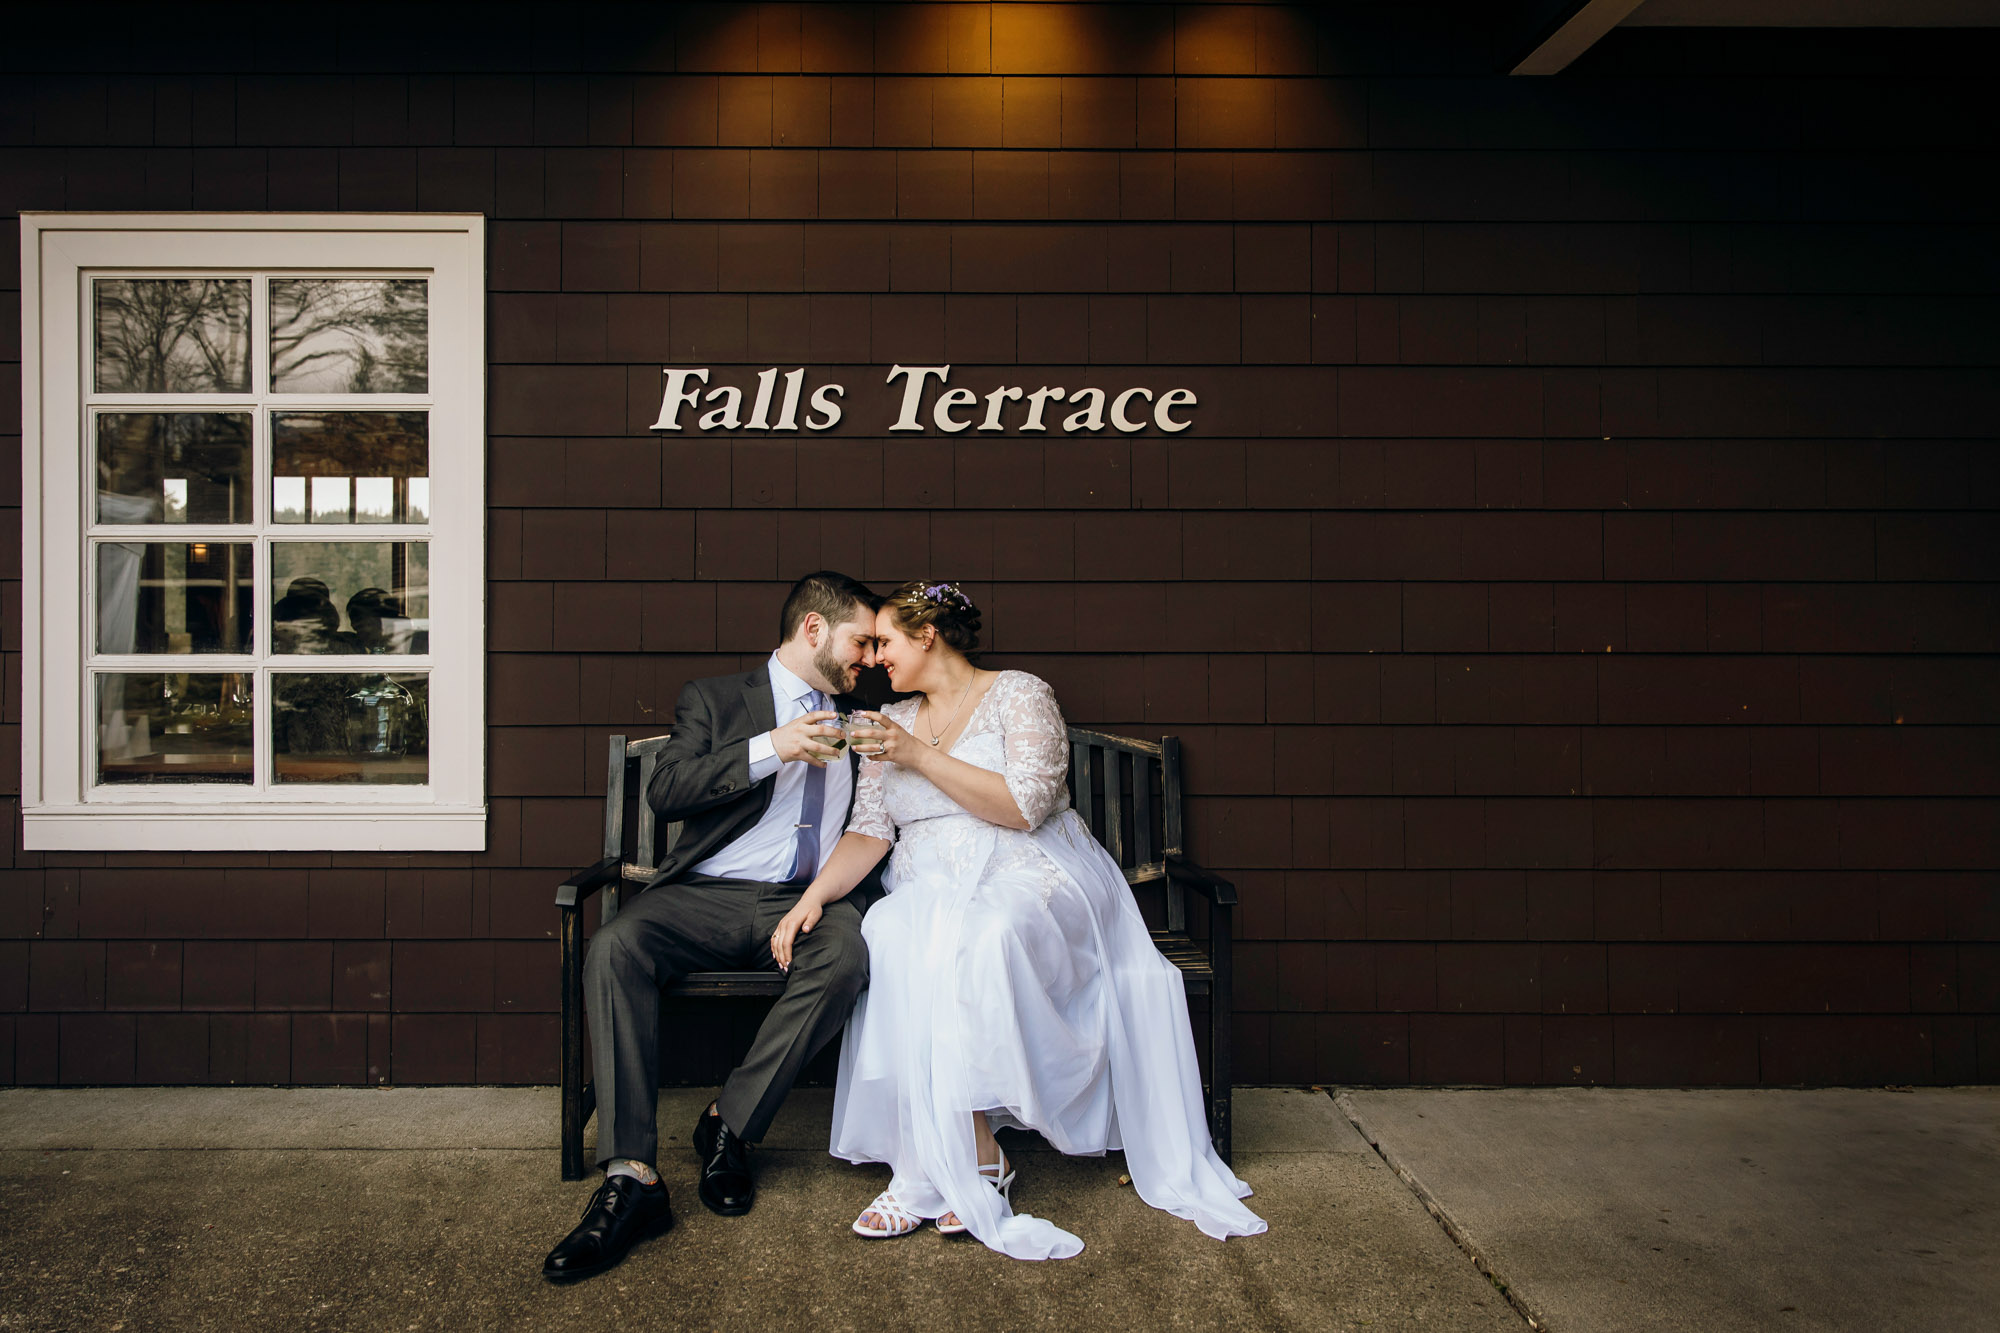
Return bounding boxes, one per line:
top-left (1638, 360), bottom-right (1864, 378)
top-left (542, 571), bottom-right (884, 1283)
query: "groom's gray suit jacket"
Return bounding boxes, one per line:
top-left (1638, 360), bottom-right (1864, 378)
top-left (641, 663), bottom-right (885, 909)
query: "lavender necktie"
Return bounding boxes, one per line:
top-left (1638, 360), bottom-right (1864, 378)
top-left (790, 690), bottom-right (827, 884)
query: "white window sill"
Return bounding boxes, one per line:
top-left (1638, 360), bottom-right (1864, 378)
top-left (23, 807), bottom-right (487, 852)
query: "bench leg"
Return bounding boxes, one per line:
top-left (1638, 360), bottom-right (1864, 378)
top-left (1209, 905), bottom-right (1234, 1166)
top-left (560, 903), bottom-right (589, 1181)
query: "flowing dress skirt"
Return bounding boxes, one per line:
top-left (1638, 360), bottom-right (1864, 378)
top-left (830, 807), bottom-right (1266, 1260)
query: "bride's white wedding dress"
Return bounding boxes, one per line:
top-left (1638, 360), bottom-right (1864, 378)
top-left (830, 670), bottom-right (1267, 1259)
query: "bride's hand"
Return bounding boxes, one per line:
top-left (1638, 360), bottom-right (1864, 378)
top-left (849, 711), bottom-right (921, 767)
top-left (770, 897), bottom-right (822, 973)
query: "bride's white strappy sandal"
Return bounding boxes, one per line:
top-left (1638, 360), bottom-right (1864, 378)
top-left (935, 1149), bottom-right (1015, 1236)
top-left (852, 1190), bottom-right (926, 1238)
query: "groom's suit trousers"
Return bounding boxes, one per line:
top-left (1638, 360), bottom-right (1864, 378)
top-left (584, 871), bottom-right (868, 1167)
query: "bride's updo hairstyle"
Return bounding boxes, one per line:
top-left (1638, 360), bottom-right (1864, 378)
top-left (883, 580), bottom-right (982, 655)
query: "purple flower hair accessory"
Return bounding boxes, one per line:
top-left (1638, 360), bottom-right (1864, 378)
top-left (919, 581), bottom-right (973, 613)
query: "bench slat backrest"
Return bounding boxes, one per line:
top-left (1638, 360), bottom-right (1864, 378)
top-left (1064, 727), bottom-right (1180, 931)
top-left (601, 733), bottom-right (675, 925)
top-left (600, 726), bottom-right (1183, 929)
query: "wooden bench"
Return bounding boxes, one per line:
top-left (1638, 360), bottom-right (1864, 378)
top-left (556, 727), bottom-right (1238, 1181)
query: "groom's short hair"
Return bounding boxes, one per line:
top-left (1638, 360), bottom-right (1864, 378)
top-left (778, 571), bottom-right (880, 643)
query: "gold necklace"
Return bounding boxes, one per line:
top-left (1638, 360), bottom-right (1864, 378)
top-left (922, 672), bottom-right (979, 746)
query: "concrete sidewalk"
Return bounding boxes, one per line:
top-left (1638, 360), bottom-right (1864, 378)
top-left (0, 1087), bottom-right (1512, 1332)
top-left (1338, 1087), bottom-right (2000, 1333)
top-left (1, 1086), bottom-right (1992, 1332)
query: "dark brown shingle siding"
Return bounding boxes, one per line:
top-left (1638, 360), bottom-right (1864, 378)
top-left (2, 6), bottom-right (1996, 1087)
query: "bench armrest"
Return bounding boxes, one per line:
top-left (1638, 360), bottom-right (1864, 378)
top-left (1165, 854), bottom-right (1238, 907)
top-left (556, 856), bottom-right (622, 909)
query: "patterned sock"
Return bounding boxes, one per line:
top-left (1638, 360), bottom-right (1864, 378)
top-left (606, 1159), bottom-right (659, 1186)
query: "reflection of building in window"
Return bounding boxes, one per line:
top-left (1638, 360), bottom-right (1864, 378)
top-left (272, 411), bottom-right (429, 525)
top-left (98, 543), bottom-right (252, 656)
top-left (97, 413), bottom-right (252, 525)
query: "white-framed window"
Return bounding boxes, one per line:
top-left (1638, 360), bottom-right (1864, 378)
top-left (18, 214), bottom-right (485, 851)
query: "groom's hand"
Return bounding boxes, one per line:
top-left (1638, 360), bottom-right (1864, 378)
top-left (773, 711), bottom-right (843, 766)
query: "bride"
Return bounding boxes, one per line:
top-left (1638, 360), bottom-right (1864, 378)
top-left (768, 580), bottom-right (1266, 1260)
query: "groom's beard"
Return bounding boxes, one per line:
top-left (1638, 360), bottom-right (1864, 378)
top-left (813, 641), bottom-right (855, 696)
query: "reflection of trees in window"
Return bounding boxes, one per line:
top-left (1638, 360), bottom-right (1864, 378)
top-left (271, 279), bottom-right (429, 393)
top-left (93, 280), bottom-right (251, 393)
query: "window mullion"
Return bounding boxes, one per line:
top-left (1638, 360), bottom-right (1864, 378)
top-left (254, 663), bottom-right (272, 797)
top-left (252, 534), bottom-right (270, 794)
top-left (252, 275), bottom-right (271, 398)
top-left (253, 280), bottom-right (270, 793)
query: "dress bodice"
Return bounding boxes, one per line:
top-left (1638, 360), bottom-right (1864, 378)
top-left (848, 670), bottom-right (1071, 841)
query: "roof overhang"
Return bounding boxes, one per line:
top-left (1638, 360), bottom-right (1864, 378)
top-left (1512, 0), bottom-right (2000, 75)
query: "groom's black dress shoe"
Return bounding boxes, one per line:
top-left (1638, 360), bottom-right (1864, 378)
top-left (541, 1174), bottom-right (674, 1283)
top-left (693, 1108), bottom-right (755, 1216)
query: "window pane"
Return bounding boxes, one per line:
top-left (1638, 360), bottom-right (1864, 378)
top-left (97, 673), bottom-right (253, 785)
top-left (96, 413), bottom-right (253, 525)
top-left (96, 542), bottom-right (254, 654)
top-left (273, 476), bottom-right (307, 523)
top-left (312, 476), bottom-right (352, 524)
top-left (270, 278), bottom-right (428, 393)
top-left (274, 673), bottom-right (428, 785)
top-left (93, 279), bottom-right (252, 393)
top-left (271, 542), bottom-right (429, 655)
top-left (271, 411), bottom-right (429, 524)
top-left (354, 476), bottom-right (395, 522)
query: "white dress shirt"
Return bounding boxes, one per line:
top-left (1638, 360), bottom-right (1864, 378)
top-left (690, 653), bottom-right (852, 883)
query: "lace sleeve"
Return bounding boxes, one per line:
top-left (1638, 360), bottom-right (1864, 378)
top-left (846, 749), bottom-right (894, 841)
top-left (999, 673), bottom-right (1071, 830)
